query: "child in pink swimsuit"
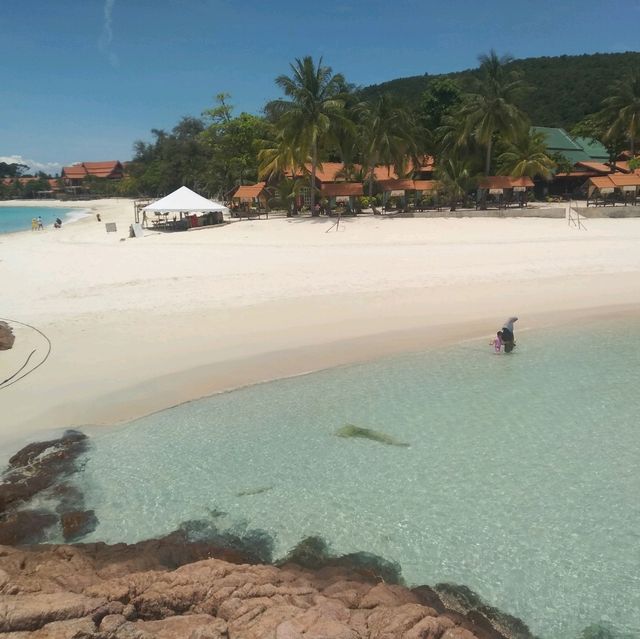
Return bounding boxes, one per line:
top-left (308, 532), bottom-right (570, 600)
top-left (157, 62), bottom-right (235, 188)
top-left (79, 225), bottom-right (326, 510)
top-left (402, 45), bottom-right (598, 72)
top-left (490, 331), bottom-right (503, 353)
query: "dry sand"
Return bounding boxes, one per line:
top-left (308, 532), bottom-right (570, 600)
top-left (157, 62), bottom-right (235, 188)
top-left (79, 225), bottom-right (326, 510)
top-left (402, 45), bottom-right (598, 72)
top-left (1, 198), bottom-right (639, 453)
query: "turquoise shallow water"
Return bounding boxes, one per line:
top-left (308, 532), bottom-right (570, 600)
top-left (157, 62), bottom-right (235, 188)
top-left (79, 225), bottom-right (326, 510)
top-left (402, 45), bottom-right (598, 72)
top-left (73, 318), bottom-right (640, 638)
top-left (0, 206), bottom-right (83, 233)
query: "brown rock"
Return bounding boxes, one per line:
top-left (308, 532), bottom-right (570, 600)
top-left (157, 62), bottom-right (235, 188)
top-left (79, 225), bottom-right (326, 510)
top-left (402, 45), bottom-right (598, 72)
top-left (0, 510), bottom-right (58, 546)
top-left (403, 614), bottom-right (456, 639)
top-left (61, 510), bottom-right (98, 542)
top-left (360, 583), bottom-right (420, 609)
top-left (1, 617), bottom-right (96, 638)
top-left (135, 614), bottom-right (227, 639)
top-left (0, 592), bottom-right (106, 632)
top-left (99, 613), bottom-right (127, 632)
top-left (0, 321), bottom-right (15, 351)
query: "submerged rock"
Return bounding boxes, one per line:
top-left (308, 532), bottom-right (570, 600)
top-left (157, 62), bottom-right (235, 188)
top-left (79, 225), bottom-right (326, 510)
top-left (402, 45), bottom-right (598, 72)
top-left (334, 424), bottom-right (410, 447)
top-left (61, 510), bottom-right (98, 542)
top-left (0, 431), bottom-right (90, 545)
top-left (236, 486), bottom-right (273, 497)
top-left (0, 509), bottom-right (58, 545)
top-left (280, 536), bottom-right (404, 585)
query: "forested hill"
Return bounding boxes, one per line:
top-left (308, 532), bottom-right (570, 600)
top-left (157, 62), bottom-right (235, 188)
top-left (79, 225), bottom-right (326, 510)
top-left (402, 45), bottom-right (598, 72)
top-left (360, 51), bottom-right (640, 129)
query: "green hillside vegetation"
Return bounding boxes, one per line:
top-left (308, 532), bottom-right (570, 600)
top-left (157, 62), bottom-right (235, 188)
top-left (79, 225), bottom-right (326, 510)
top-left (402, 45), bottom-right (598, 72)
top-left (360, 52), bottom-right (640, 130)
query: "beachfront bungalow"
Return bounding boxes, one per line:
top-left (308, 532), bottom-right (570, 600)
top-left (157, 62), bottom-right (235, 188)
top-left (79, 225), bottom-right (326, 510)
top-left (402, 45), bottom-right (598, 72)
top-left (61, 161), bottom-right (124, 187)
top-left (477, 176), bottom-right (535, 208)
top-left (586, 173), bottom-right (640, 206)
top-left (286, 157), bottom-right (437, 206)
top-left (320, 182), bottom-right (364, 213)
top-left (377, 178), bottom-right (440, 212)
top-left (230, 182), bottom-right (269, 214)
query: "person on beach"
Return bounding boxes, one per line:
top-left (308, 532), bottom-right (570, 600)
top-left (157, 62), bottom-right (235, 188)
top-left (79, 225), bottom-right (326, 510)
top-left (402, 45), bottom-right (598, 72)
top-left (31, 218), bottom-right (37, 231)
top-left (142, 210), bottom-right (148, 228)
top-left (501, 317), bottom-right (518, 353)
top-left (37, 216), bottom-right (43, 230)
top-left (54, 217), bottom-right (62, 229)
top-left (490, 331), bottom-right (503, 353)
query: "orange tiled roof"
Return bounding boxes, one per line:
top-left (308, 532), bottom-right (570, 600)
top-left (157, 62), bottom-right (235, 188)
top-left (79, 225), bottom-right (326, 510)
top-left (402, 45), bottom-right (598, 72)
top-left (83, 161), bottom-right (122, 177)
top-left (610, 174), bottom-right (640, 187)
top-left (321, 182), bottom-right (364, 197)
top-left (575, 161), bottom-right (611, 174)
top-left (479, 176), bottom-right (534, 190)
top-left (62, 164), bottom-right (88, 179)
top-left (233, 182), bottom-right (267, 200)
top-left (378, 178), bottom-right (416, 191)
top-left (413, 180), bottom-right (439, 191)
top-left (588, 176), bottom-right (616, 190)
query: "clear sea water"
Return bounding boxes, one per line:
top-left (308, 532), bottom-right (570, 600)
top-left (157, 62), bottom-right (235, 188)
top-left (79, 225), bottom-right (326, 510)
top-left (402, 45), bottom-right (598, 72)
top-left (0, 206), bottom-right (85, 233)
top-left (72, 318), bottom-right (640, 638)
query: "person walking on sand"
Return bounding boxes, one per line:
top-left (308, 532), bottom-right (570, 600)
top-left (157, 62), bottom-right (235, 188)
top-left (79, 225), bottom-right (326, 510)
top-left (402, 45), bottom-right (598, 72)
top-left (500, 317), bottom-right (518, 353)
top-left (37, 216), bottom-right (43, 230)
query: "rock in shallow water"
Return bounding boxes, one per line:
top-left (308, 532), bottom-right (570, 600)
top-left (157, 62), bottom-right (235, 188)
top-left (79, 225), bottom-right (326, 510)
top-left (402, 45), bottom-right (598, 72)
top-left (61, 510), bottom-right (98, 542)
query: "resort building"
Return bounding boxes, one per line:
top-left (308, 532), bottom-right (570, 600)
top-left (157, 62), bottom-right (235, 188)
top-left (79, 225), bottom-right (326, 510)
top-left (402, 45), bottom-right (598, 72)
top-left (230, 182), bottom-right (269, 212)
top-left (61, 161), bottom-right (124, 187)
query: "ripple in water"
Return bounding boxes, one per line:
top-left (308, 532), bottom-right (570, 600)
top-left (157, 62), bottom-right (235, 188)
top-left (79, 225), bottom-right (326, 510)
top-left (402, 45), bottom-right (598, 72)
top-left (72, 318), bottom-right (640, 638)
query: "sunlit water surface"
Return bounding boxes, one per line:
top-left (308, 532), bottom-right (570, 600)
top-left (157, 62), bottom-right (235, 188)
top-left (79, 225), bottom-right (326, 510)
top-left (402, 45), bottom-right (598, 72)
top-left (73, 319), bottom-right (640, 638)
top-left (0, 206), bottom-right (84, 233)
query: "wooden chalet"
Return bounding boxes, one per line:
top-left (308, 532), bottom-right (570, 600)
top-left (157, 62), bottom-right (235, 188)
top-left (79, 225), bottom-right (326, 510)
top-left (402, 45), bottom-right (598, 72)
top-left (231, 182), bottom-right (269, 212)
top-left (320, 182), bottom-right (364, 212)
top-left (61, 161), bottom-right (124, 187)
top-left (477, 176), bottom-right (535, 208)
top-left (587, 173), bottom-right (640, 205)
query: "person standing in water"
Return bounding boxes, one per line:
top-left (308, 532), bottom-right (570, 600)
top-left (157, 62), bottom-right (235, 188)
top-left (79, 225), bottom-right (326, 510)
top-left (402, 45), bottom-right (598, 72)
top-left (501, 317), bottom-right (518, 352)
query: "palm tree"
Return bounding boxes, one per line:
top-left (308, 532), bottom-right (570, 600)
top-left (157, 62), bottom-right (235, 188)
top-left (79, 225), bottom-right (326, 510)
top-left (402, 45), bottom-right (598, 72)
top-left (268, 178), bottom-right (302, 217)
top-left (460, 51), bottom-right (528, 176)
top-left (356, 94), bottom-right (418, 196)
top-left (267, 57), bottom-right (347, 214)
top-left (498, 131), bottom-right (556, 180)
top-left (436, 157), bottom-right (477, 211)
top-left (602, 73), bottom-right (640, 156)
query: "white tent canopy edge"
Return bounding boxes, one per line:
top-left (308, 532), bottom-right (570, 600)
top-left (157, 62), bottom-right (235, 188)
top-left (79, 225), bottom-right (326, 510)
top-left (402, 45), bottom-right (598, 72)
top-left (143, 186), bottom-right (228, 213)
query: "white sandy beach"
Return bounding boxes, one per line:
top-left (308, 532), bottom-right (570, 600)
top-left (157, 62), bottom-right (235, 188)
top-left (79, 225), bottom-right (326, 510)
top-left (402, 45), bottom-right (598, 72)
top-left (1, 198), bottom-right (640, 453)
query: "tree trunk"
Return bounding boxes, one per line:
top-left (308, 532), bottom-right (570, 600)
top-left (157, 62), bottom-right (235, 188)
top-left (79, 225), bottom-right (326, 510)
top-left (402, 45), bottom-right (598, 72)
top-left (630, 132), bottom-right (635, 158)
top-left (479, 138), bottom-right (493, 210)
top-left (311, 142), bottom-right (318, 215)
top-left (368, 170), bottom-right (374, 197)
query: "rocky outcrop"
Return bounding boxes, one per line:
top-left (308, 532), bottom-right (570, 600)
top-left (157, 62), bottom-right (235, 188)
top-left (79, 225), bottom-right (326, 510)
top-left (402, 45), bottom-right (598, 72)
top-left (0, 321), bottom-right (15, 351)
top-left (0, 542), bottom-right (532, 639)
top-left (0, 431), bottom-right (96, 545)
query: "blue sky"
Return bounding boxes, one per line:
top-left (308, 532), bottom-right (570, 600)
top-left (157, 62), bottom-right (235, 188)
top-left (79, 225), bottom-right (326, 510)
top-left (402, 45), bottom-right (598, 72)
top-left (1, 0), bottom-right (638, 174)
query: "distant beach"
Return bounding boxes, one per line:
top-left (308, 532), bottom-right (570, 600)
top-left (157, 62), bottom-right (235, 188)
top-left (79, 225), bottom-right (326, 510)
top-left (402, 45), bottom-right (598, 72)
top-left (0, 202), bottom-right (90, 234)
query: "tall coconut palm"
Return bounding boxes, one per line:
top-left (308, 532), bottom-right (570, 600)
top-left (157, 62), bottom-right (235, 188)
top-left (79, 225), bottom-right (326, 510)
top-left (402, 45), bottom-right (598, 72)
top-left (436, 157), bottom-right (477, 211)
top-left (268, 178), bottom-right (302, 217)
top-left (267, 57), bottom-right (347, 213)
top-left (602, 73), bottom-right (640, 156)
top-left (461, 51), bottom-right (528, 176)
top-left (356, 94), bottom-right (418, 196)
top-left (498, 130), bottom-right (556, 180)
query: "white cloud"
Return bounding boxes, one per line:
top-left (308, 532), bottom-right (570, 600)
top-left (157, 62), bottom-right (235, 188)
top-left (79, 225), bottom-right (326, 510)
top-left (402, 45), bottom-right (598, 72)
top-left (0, 155), bottom-right (63, 175)
top-left (99, 0), bottom-right (118, 67)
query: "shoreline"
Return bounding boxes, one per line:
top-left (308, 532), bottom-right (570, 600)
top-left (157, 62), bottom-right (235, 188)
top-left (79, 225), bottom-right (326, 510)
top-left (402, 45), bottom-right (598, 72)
top-left (2, 199), bottom-right (640, 455)
top-left (0, 200), bottom-right (94, 235)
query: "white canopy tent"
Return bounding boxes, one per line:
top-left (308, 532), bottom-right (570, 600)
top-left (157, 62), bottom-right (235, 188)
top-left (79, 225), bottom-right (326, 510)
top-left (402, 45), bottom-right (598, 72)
top-left (143, 186), bottom-right (228, 214)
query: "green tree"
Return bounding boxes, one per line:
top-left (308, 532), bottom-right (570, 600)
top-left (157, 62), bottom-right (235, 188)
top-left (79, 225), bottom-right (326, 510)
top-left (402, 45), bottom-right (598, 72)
top-left (420, 78), bottom-right (462, 132)
top-left (459, 51), bottom-right (529, 176)
top-left (497, 131), bottom-right (556, 179)
top-left (601, 73), bottom-right (640, 156)
top-left (268, 177), bottom-right (302, 217)
top-left (356, 93), bottom-right (417, 196)
top-left (436, 158), bottom-right (477, 211)
top-left (267, 56), bottom-right (348, 214)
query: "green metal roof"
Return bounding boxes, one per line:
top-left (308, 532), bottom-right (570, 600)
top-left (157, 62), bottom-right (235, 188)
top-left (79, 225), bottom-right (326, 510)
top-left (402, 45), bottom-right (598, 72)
top-left (532, 126), bottom-right (608, 164)
top-left (573, 136), bottom-right (609, 161)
